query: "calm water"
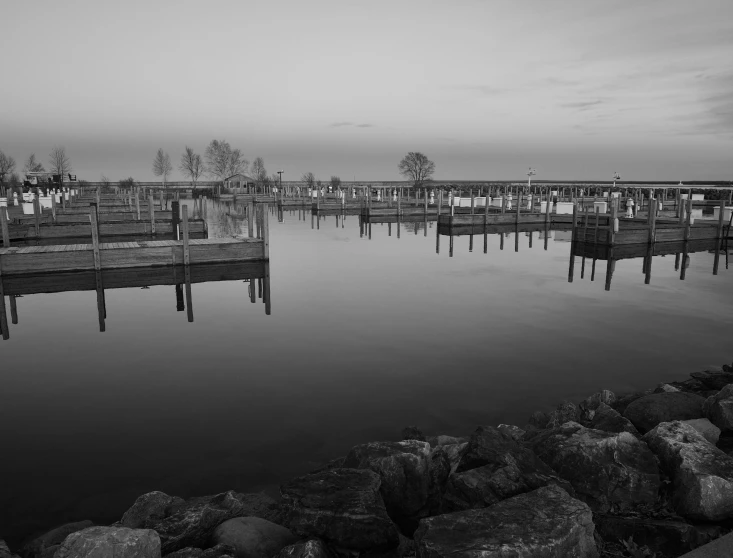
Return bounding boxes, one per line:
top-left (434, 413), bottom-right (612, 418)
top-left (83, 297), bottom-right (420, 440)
top-left (1, 198), bottom-right (731, 544)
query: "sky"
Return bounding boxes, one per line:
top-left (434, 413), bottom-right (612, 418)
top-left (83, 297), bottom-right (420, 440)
top-left (1, 0), bottom-right (732, 182)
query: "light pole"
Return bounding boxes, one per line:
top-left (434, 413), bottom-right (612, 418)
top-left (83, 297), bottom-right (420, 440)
top-left (527, 167), bottom-right (536, 188)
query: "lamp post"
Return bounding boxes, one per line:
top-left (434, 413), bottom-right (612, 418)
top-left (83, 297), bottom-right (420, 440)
top-left (527, 167), bottom-right (536, 188)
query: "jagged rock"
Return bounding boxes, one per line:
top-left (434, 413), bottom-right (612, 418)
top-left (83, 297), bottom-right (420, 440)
top-left (54, 526), bottom-right (160, 558)
top-left (431, 442), bottom-right (466, 476)
top-left (623, 392), bottom-right (706, 433)
top-left (703, 384), bottom-right (733, 432)
top-left (309, 457), bottom-right (346, 474)
top-left (527, 410), bottom-right (550, 430)
top-left (280, 468), bottom-right (399, 551)
top-left (20, 520), bottom-right (94, 558)
top-left (414, 485), bottom-right (598, 558)
top-left (546, 402), bottom-right (578, 428)
top-left (643, 421), bottom-right (733, 521)
top-left (612, 391), bottom-right (652, 416)
top-left (691, 367), bottom-right (733, 391)
top-left (136, 491), bottom-right (284, 554)
top-left (401, 426), bottom-right (425, 442)
top-left (276, 539), bottom-right (332, 558)
top-left (426, 446), bottom-right (451, 515)
top-left (529, 422), bottom-right (660, 511)
top-left (443, 425), bottom-right (573, 512)
top-left (594, 514), bottom-right (723, 557)
top-left (211, 517), bottom-right (298, 558)
top-left (683, 418), bottom-right (721, 444)
top-left (582, 390), bottom-right (617, 409)
top-left (164, 544), bottom-right (236, 558)
top-left (497, 424), bottom-right (525, 441)
top-left (669, 378), bottom-right (719, 397)
top-left (654, 383), bottom-right (680, 393)
top-left (0, 540), bottom-right (20, 558)
top-left (343, 440), bottom-right (432, 531)
top-left (121, 491), bottom-right (185, 529)
top-left (585, 403), bottom-right (639, 436)
top-left (425, 435), bottom-right (466, 447)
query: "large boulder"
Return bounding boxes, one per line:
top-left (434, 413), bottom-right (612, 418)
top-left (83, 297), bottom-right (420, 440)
top-left (120, 491), bottom-right (185, 529)
top-left (414, 485), bottom-right (598, 558)
top-left (581, 402), bottom-right (639, 436)
top-left (20, 520), bottom-right (94, 558)
top-left (401, 426), bottom-right (425, 442)
top-left (54, 526), bottom-right (160, 558)
top-left (691, 367), bottom-right (733, 391)
top-left (0, 540), bottom-right (20, 558)
top-left (643, 421), bottom-right (733, 521)
top-left (594, 514), bottom-right (723, 557)
top-left (211, 517), bottom-right (298, 558)
top-left (683, 418), bottom-right (721, 445)
top-left (703, 384), bottom-right (733, 432)
top-left (276, 540), bottom-right (332, 558)
top-left (280, 468), bottom-right (399, 551)
top-left (623, 392), bottom-right (705, 433)
top-left (425, 435), bottom-right (466, 447)
top-left (443, 425), bottom-right (573, 513)
top-left (164, 544), bottom-right (237, 558)
top-left (131, 491), bottom-right (283, 554)
top-left (529, 422), bottom-right (660, 511)
top-left (343, 440), bottom-right (432, 530)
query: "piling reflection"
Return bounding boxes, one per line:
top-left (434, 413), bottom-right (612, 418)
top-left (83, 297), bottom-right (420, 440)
top-left (0, 262), bottom-right (271, 340)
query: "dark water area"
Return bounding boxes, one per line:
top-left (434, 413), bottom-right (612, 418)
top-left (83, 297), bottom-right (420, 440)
top-left (1, 198), bottom-right (731, 544)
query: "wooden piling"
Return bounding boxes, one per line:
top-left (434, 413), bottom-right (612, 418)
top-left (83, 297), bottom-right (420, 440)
top-left (135, 188), bottom-right (141, 220)
top-left (1, 208), bottom-right (10, 248)
top-left (545, 187), bottom-right (551, 223)
top-left (89, 206), bottom-right (101, 271)
top-left (181, 205), bottom-right (191, 265)
top-left (262, 203), bottom-right (270, 260)
top-left (172, 201), bottom-right (180, 240)
top-left (684, 198), bottom-right (692, 241)
top-left (0, 280), bottom-right (8, 340)
top-left (185, 266), bottom-right (194, 322)
top-left (51, 192), bottom-right (57, 222)
top-left (9, 295), bottom-right (17, 324)
top-left (95, 270), bottom-right (105, 332)
top-left (149, 195), bottom-right (156, 234)
top-left (470, 189), bottom-right (475, 215)
top-left (33, 198), bottom-right (41, 237)
top-left (649, 196), bottom-right (658, 244)
top-left (248, 202), bottom-right (254, 237)
top-left (713, 198), bottom-right (725, 275)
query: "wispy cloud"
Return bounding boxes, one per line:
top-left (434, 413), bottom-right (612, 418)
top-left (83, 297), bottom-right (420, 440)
top-left (329, 122), bottom-right (374, 128)
top-left (560, 100), bottom-right (604, 110)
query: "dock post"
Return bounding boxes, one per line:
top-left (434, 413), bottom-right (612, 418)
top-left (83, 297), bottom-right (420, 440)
top-left (33, 198), bottom-right (41, 237)
top-left (184, 266), bottom-right (194, 323)
top-left (170, 200), bottom-right (180, 240)
top-left (264, 263), bottom-right (271, 316)
top-left (398, 188), bottom-right (402, 214)
top-left (610, 199), bottom-right (618, 246)
top-left (90, 205), bottom-right (102, 271)
top-left (645, 242), bottom-right (653, 284)
top-left (516, 192), bottom-right (522, 224)
top-left (713, 198), bottom-right (725, 275)
top-left (95, 270), bottom-right (106, 332)
top-left (182, 204), bottom-right (190, 265)
top-left (684, 198), bottom-right (692, 241)
top-left (248, 202), bottom-right (254, 237)
top-left (51, 192), bottom-right (57, 223)
top-left (149, 195), bottom-right (156, 234)
top-left (605, 249), bottom-right (615, 291)
top-left (545, 187), bottom-right (551, 223)
top-left (470, 189), bottom-right (475, 215)
top-left (263, 203), bottom-right (270, 260)
top-left (649, 196), bottom-right (658, 244)
top-left (9, 295), bottom-right (17, 324)
top-left (501, 187), bottom-right (506, 214)
top-left (424, 187), bottom-right (428, 215)
top-left (1, 207), bottom-right (10, 247)
top-left (135, 187), bottom-right (141, 220)
top-left (0, 279), bottom-right (9, 340)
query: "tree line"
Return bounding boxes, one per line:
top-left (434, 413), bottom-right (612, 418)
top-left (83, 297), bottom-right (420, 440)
top-left (0, 147), bottom-right (73, 193)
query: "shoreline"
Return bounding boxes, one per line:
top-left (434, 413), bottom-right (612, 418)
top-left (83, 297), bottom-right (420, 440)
top-left (3, 359), bottom-right (733, 558)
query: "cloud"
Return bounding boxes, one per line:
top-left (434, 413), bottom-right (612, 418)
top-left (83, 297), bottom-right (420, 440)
top-left (329, 122), bottom-right (374, 128)
top-left (560, 100), bottom-right (604, 110)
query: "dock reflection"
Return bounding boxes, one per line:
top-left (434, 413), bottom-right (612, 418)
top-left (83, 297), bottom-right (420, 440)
top-left (0, 262), bottom-right (271, 340)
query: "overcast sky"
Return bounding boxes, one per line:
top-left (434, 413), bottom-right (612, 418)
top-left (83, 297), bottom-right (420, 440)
top-left (2, 0), bottom-right (731, 182)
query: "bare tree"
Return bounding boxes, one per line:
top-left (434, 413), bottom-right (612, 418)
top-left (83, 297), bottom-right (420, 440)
top-left (301, 172), bottom-right (315, 189)
top-left (179, 146), bottom-right (206, 188)
top-left (48, 146), bottom-right (72, 187)
top-left (23, 153), bottom-right (45, 173)
top-left (153, 148), bottom-right (173, 186)
top-left (251, 157), bottom-right (267, 188)
top-left (204, 139), bottom-right (248, 185)
top-left (398, 152), bottom-right (435, 187)
top-left (330, 176), bottom-right (342, 189)
top-left (0, 150), bottom-right (17, 188)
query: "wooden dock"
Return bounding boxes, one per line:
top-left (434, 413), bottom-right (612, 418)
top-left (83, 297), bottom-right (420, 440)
top-left (5, 220), bottom-right (206, 242)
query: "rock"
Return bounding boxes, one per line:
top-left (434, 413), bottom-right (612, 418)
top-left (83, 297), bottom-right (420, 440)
top-left (654, 383), bottom-right (680, 393)
top-left (497, 424), bottom-right (525, 441)
top-left (141, 491), bottom-right (284, 554)
top-left (527, 410), bottom-right (550, 429)
top-left (280, 468), bottom-right (399, 551)
top-left (415, 485), bottom-right (598, 558)
top-left (669, 378), bottom-right (718, 397)
top-left (623, 392), bottom-right (706, 433)
top-left (165, 544), bottom-right (237, 558)
top-left (691, 368), bottom-right (733, 390)
top-left (342, 440), bottom-right (432, 531)
top-left (0, 540), bottom-right (20, 558)
top-left (585, 403), bottom-right (640, 436)
top-left (443, 425), bottom-right (573, 512)
top-left (594, 514), bottom-right (723, 557)
top-left (121, 491), bottom-right (185, 529)
top-left (400, 426), bottom-right (425, 442)
top-left (309, 457), bottom-right (346, 474)
top-left (683, 418), bottom-right (721, 444)
top-left (54, 526), bottom-right (160, 558)
top-left (703, 384), bottom-right (733, 432)
top-left (643, 421), bottom-right (733, 521)
top-left (426, 446), bottom-right (451, 515)
top-left (20, 520), bottom-right (94, 558)
top-left (424, 435), bottom-right (466, 447)
top-left (211, 517), bottom-right (298, 558)
top-left (529, 422), bottom-right (660, 511)
top-left (546, 402), bottom-right (578, 428)
top-left (276, 540), bottom-right (332, 558)
top-left (582, 390), bottom-right (617, 409)
top-left (439, 442), bottom-right (467, 474)
top-left (612, 391), bottom-right (652, 416)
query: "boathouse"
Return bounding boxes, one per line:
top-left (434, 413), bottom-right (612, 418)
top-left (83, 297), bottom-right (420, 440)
top-left (224, 173), bottom-right (254, 189)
